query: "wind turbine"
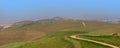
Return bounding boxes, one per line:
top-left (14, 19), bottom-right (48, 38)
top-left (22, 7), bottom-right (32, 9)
top-left (82, 16), bottom-right (86, 27)
top-left (82, 21), bottom-right (86, 27)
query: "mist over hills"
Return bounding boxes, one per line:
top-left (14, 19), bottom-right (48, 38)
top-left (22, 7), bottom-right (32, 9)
top-left (0, 17), bottom-right (112, 25)
top-left (1, 16), bottom-right (120, 27)
top-left (1, 16), bottom-right (120, 32)
top-left (11, 17), bottom-right (72, 26)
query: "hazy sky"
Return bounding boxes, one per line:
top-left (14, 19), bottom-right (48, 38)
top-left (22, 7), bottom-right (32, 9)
top-left (0, 0), bottom-right (120, 25)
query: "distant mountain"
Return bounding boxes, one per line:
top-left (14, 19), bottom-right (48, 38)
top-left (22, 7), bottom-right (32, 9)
top-left (111, 19), bottom-right (120, 24)
top-left (102, 19), bottom-right (120, 24)
top-left (12, 21), bottom-right (34, 27)
top-left (36, 16), bottom-right (65, 22)
top-left (51, 16), bottom-right (65, 21)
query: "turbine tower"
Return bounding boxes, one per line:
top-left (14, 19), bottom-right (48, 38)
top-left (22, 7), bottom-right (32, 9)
top-left (82, 21), bottom-right (86, 27)
top-left (82, 16), bottom-right (86, 27)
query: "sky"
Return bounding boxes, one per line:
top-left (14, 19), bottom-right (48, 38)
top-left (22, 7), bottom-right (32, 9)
top-left (0, 0), bottom-right (120, 25)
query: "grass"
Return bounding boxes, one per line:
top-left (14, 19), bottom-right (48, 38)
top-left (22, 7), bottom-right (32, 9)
top-left (1, 19), bottom-right (120, 48)
top-left (64, 37), bottom-right (81, 48)
top-left (17, 31), bottom-right (86, 48)
top-left (4, 31), bottom-right (113, 48)
top-left (0, 42), bottom-right (23, 48)
top-left (16, 37), bottom-right (74, 48)
top-left (80, 40), bottom-right (112, 48)
top-left (1, 31), bottom-right (85, 48)
top-left (80, 35), bottom-right (120, 47)
top-left (46, 31), bottom-right (87, 37)
top-left (1, 19), bottom-right (120, 46)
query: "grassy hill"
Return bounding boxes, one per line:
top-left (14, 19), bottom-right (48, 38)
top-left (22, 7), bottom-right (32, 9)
top-left (0, 18), bottom-right (120, 48)
top-left (1, 31), bottom-right (118, 48)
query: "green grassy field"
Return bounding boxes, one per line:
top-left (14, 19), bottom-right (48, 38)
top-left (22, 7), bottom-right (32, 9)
top-left (0, 42), bottom-right (23, 48)
top-left (18, 37), bottom-right (74, 48)
top-left (1, 31), bottom-right (117, 48)
top-left (80, 40), bottom-right (112, 48)
top-left (46, 31), bottom-right (87, 37)
top-left (79, 35), bottom-right (120, 47)
top-left (17, 31), bottom-right (85, 48)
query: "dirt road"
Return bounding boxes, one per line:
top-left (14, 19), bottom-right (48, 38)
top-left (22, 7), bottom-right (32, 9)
top-left (70, 35), bottom-right (119, 48)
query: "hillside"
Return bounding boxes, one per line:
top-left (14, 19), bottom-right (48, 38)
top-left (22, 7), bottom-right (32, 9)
top-left (0, 17), bottom-right (120, 48)
top-left (0, 26), bottom-right (3, 30)
top-left (1, 31), bottom-right (119, 48)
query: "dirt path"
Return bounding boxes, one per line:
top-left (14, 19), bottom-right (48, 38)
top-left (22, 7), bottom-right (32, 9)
top-left (70, 35), bottom-right (119, 48)
top-left (64, 36), bottom-right (81, 48)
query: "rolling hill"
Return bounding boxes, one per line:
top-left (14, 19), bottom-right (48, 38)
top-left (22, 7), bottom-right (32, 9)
top-left (0, 17), bottom-right (120, 48)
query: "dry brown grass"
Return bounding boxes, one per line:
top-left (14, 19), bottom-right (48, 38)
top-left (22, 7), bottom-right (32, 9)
top-left (0, 19), bottom-right (119, 45)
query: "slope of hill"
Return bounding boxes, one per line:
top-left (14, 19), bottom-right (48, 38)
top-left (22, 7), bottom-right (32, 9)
top-left (1, 31), bottom-right (119, 48)
top-left (0, 17), bottom-right (120, 48)
top-left (0, 26), bottom-right (3, 30)
top-left (12, 21), bottom-right (34, 27)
